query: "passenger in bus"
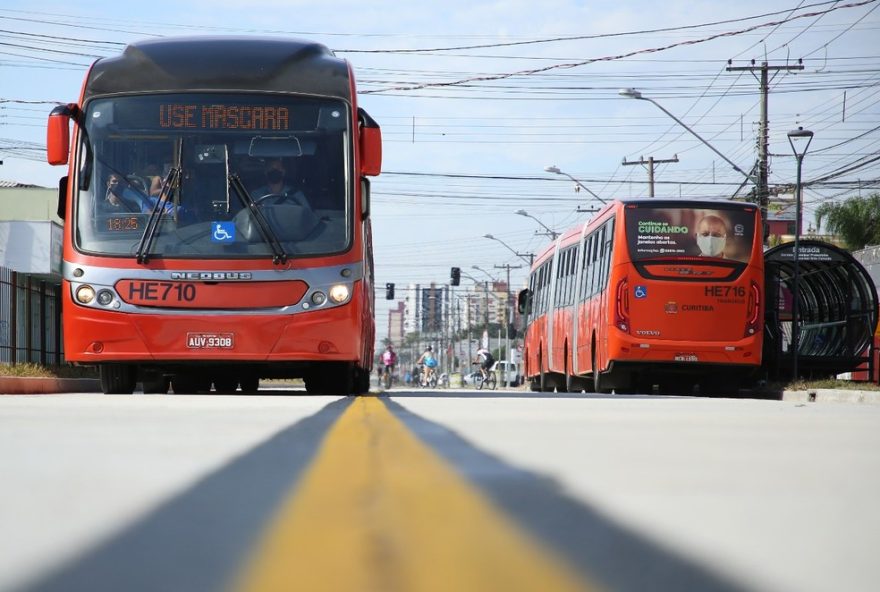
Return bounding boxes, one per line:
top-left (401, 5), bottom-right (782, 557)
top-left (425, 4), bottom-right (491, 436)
top-left (695, 214), bottom-right (729, 258)
top-left (104, 173), bottom-right (147, 212)
top-left (104, 173), bottom-right (175, 215)
top-left (143, 163), bottom-right (164, 196)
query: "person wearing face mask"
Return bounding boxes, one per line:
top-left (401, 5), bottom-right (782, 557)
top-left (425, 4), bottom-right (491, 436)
top-left (252, 158), bottom-right (293, 200)
top-left (694, 214), bottom-right (729, 258)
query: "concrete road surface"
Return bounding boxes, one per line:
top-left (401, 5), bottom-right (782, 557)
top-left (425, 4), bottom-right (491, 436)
top-left (1, 389), bottom-right (878, 592)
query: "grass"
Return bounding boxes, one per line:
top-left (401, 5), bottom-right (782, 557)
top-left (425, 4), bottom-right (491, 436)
top-left (0, 363), bottom-right (98, 379)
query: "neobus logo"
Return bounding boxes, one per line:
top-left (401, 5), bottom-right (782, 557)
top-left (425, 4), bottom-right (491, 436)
top-left (170, 272), bottom-right (253, 281)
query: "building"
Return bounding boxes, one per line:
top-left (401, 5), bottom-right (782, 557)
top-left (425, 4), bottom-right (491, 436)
top-left (387, 301), bottom-right (405, 346)
top-left (0, 181), bottom-right (65, 365)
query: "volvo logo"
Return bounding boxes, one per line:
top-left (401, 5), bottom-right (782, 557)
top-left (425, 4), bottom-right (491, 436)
top-left (169, 272), bottom-right (253, 280)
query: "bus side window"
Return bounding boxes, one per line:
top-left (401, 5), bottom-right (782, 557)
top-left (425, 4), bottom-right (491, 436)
top-left (601, 220), bottom-right (614, 290)
top-left (592, 229), bottom-right (603, 295)
top-left (581, 237), bottom-right (591, 301)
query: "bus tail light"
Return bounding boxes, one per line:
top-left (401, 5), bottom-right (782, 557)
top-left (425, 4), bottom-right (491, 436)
top-left (744, 280), bottom-right (761, 337)
top-left (615, 277), bottom-right (630, 333)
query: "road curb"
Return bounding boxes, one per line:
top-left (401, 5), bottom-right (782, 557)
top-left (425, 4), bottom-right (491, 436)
top-left (782, 388), bottom-right (880, 404)
top-left (0, 377), bottom-right (100, 395)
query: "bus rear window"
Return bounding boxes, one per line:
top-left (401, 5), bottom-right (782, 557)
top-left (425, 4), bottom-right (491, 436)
top-left (625, 205), bottom-right (756, 263)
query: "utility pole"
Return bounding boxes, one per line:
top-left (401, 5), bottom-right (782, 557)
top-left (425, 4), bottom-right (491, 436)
top-left (621, 155), bottom-right (679, 197)
top-left (494, 263), bottom-right (522, 385)
top-left (726, 60), bottom-right (804, 242)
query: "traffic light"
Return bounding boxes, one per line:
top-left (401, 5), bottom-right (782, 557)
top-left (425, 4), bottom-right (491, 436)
top-left (450, 267), bottom-right (461, 286)
top-left (385, 282), bottom-right (395, 300)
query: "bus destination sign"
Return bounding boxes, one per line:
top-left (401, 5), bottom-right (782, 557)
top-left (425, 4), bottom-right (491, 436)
top-left (159, 104), bottom-right (290, 130)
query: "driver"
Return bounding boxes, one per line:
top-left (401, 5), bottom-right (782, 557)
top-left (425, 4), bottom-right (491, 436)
top-left (252, 158), bottom-right (293, 199)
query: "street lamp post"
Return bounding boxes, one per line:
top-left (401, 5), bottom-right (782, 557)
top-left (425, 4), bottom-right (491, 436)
top-left (544, 165), bottom-right (606, 204)
top-left (788, 126), bottom-right (814, 382)
top-left (483, 234), bottom-right (534, 266)
top-left (618, 89), bottom-right (759, 186)
top-left (618, 88), bottom-right (769, 239)
top-left (514, 209), bottom-right (559, 239)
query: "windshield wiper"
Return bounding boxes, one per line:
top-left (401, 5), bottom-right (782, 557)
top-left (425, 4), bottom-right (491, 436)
top-left (136, 167), bottom-right (179, 264)
top-left (228, 173), bottom-right (288, 264)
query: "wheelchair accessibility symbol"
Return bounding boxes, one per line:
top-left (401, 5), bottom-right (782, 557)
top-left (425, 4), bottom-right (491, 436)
top-left (212, 222), bottom-right (235, 243)
top-left (634, 285), bottom-right (648, 299)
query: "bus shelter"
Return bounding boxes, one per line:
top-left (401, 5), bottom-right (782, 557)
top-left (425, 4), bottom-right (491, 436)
top-left (764, 240), bottom-right (878, 380)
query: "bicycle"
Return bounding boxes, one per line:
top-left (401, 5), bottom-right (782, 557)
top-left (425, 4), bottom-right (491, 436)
top-left (474, 366), bottom-right (497, 390)
top-left (381, 365), bottom-right (394, 389)
top-left (419, 364), bottom-right (438, 388)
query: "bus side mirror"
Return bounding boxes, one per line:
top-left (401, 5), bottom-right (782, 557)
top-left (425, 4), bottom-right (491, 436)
top-left (358, 108), bottom-right (382, 177)
top-left (517, 288), bottom-right (532, 315)
top-left (47, 104), bottom-right (77, 166)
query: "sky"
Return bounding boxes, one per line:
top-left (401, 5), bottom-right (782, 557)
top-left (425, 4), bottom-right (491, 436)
top-left (2, 0), bottom-right (878, 339)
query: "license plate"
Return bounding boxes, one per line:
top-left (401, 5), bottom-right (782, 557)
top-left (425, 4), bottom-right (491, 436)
top-left (186, 332), bottom-right (234, 349)
top-left (674, 354), bottom-right (698, 362)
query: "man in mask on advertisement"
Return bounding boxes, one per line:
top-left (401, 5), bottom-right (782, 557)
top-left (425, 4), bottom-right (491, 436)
top-left (694, 214), bottom-right (729, 258)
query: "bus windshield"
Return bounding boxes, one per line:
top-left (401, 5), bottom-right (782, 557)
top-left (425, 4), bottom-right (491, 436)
top-left (75, 93), bottom-right (351, 259)
top-left (624, 204), bottom-right (756, 264)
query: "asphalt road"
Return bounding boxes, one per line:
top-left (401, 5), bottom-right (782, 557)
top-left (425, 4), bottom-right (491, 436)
top-left (1, 388), bottom-right (878, 592)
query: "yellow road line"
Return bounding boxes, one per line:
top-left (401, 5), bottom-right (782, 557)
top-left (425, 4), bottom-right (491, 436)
top-left (234, 395), bottom-right (600, 592)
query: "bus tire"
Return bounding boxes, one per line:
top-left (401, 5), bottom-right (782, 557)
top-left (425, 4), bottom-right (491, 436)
top-left (352, 368), bottom-right (370, 395)
top-left (320, 363), bottom-right (353, 395)
top-left (100, 364), bottom-right (136, 395)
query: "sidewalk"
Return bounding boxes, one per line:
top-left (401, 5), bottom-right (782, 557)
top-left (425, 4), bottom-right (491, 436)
top-left (781, 388), bottom-right (880, 404)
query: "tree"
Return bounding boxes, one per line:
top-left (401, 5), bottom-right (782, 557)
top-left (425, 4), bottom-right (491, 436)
top-left (815, 192), bottom-right (880, 250)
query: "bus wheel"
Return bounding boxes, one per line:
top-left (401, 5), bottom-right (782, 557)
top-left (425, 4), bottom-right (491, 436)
top-left (322, 365), bottom-right (353, 395)
top-left (351, 368), bottom-right (370, 395)
top-left (100, 364), bottom-right (136, 395)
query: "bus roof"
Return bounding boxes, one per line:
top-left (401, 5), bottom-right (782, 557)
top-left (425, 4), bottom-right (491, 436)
top-left (84, 36), bottom-right (352, 101)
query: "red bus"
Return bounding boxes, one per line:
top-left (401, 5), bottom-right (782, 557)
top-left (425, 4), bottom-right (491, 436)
top-left (46, 37), bottom-right (382, 395)
top-left (518, 199), bottom-right (763, 393)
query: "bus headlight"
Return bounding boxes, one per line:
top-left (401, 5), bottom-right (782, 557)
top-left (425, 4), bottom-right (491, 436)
top-left (329, 284), bottom-right (350, 303)
top-left (311, 291), bottom-right (327, 305)
top-left (96, 290), bottom-right (115, 306)
top-left (75, 285), bottom-right (96, 304)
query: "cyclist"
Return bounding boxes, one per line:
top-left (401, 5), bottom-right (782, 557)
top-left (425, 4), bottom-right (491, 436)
top-left (416, 345), bottom-right (439, 386)
top-left (380, 344), bottom-right (397, 387)
top-left (475, 347), bottom-right (495, 382)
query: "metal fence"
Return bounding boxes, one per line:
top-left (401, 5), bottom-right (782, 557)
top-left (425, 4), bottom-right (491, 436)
top-left (0, 265), bottom-right (62, 365)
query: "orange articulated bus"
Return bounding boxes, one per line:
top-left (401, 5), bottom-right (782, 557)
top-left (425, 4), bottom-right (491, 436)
top-left (518, 199), bottom-right (764, 393)
top-left (46, 37), bottom-right (382, 395)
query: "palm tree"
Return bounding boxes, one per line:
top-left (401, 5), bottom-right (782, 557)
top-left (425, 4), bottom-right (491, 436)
top-left (815, 192), bottom-right (880, 250)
